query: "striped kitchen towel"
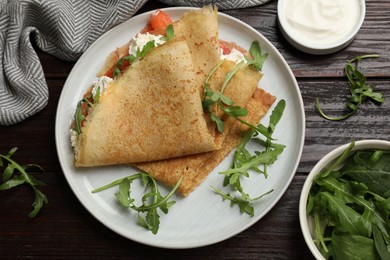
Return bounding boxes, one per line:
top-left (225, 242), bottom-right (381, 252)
top-left (0, 0), bottom-right (271, 125)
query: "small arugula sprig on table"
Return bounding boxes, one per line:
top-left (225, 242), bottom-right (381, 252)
top-left (92, 172), bottom-right (182, 234)
top-left (211, 100), bottom-right (286, 216)
top-left (0, 147), bottom-right (48, 218)
top-left (316, 54), bottom-right (384, 121)
top-left (308, 141), bottom-right (390, 259)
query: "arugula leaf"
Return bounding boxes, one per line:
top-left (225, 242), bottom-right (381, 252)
top-left (92, 172), bottom-right (182, 234)
top-left (245, 41), bottom-right (268, 71)
top-left (268, 99), bottom-right (285, 133)
top-left (136, 40), bottom-right (156, 59)
top-left (332, 228), bottom-right (380, 260)
top-left (203, 60), bottom-right (248, 133)
top-left (316, 54), bottom-right (384, 121)
top-left (212, 100), bottom-right (286, 216)
top-left (220, 145), bottom-right (284, 177)
top-left (161, 24), bottom-right (174, 41)
top-left (373, 225), bottom-right (390, 260)
top-left (202, 59), bottom-right (272, 139)
top-left (113, 39), bottom-right (157, 79)
top-left (212, 187), bottom-right (254, 216)
top-left (93, 86), bottom-right (100, 104)
top-left (74, 100), bottom-right (85, 134)
top-left (0, 147), bottom-right (47, 218)
top-left (343, 150), bottom-right (390, 198)
top-left (262, 99), bottom-right (286, 176)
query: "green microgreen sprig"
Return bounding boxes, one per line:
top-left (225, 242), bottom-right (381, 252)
top-left (316, 54), bottom-right (384, 121)
top-left (0, 147), bottom-right (47, 218)
top-left (74, 100), bottom-right (85, 134)
top-left (203, 60), bottom-right (248, 133)
top-left (211, 99), bottom-right (286, 216)
top-left (113, 40), bottom-right (154, 79)
top-left (73, 90), bottom-right (100, 134)
top-left (92, 173), bottom-right (182, 234)
top-left (203, 41), bottom-right (269, 135)
top-left (245, 40), bottom-right (268, 71)
top-left (113, 25), bottom-right (175, 79)
top-left (161, 24), bottom-right (174, 41)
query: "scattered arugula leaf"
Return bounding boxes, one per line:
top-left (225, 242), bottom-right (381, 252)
top-left (308, 141), bottom-right (390, 259)
top-left (245, 41), bottom-right (268, 71)
top-left (316, 54), bottom-right (384, 121)
top-left (136, 40), bottom-right (156, 59)
top-left (212, 99), bottom-right (286, 216)
top-left (92, 172), bottom-right (182, 234)
top-left (73, 89), bottom-right (101, 134)
top-left (202, 60), bottom-right (271, 138)
top-left (161, 24), bottom-right (174, 41)
top-left (74, 100), bottom-right (85, 134)
top-left (92, 86), bottom-right (101, 103)
top-left (203, 60), bottom-right (246, 132)
top-left (112, 40), bottom-right (155, 79)
top-left (0, 147), bottom-right (47, 218)
top-left (203, 41), bottom-right (271, 139)
top-left (211, 186), bottom-right (273, 216)
top-left (262, 99), bottom-right (286, 176)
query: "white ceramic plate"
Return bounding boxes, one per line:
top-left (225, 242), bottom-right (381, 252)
top-left (55, 7), bottom-right (305, 249)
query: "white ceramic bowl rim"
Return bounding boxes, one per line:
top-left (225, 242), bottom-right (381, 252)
top-left (299, 139), bottom-right (390, 260)
top-left (277, 0), bottom-right (366, 54)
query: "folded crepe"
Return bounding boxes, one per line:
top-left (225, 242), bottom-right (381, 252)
top-left (75, 40), bottom-right (219, 167)
top-left (73, 7), bottom-right (242, 167)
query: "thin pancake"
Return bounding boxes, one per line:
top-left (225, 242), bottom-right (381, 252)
top-left (172, 6), bottom-right (220, 90)
top-left (75, 41), bottom-right (220, 167)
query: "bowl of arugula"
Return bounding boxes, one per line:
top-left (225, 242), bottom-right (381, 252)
top-left (299, 140), bottom-right (390, 260)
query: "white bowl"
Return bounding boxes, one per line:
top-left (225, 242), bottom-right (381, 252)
top-left (299, 139), bottom-right (390, 259)
top-left (277, 0), bottom-right (366, 55)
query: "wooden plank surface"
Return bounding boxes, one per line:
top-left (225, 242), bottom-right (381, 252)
top-left (0, 0), bottom-right (389, 259)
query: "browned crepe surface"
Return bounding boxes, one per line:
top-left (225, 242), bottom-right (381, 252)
top-left (75, 41), bottom-right (221, 167)
top-left (172, 7), bottom-right (220, 89)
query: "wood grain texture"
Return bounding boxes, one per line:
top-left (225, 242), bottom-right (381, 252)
top-left (0, 0), bottom-right (389, 259)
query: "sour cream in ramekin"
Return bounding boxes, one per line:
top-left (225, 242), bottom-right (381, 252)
top-left (278, 0), bottom-right (365, 54)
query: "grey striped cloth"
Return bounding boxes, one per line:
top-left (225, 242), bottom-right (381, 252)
top-left (0, 0), bottom-right (270, 125)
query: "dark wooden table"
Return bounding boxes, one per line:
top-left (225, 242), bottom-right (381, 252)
top-left (1, 0), bottom-right (389, 259)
